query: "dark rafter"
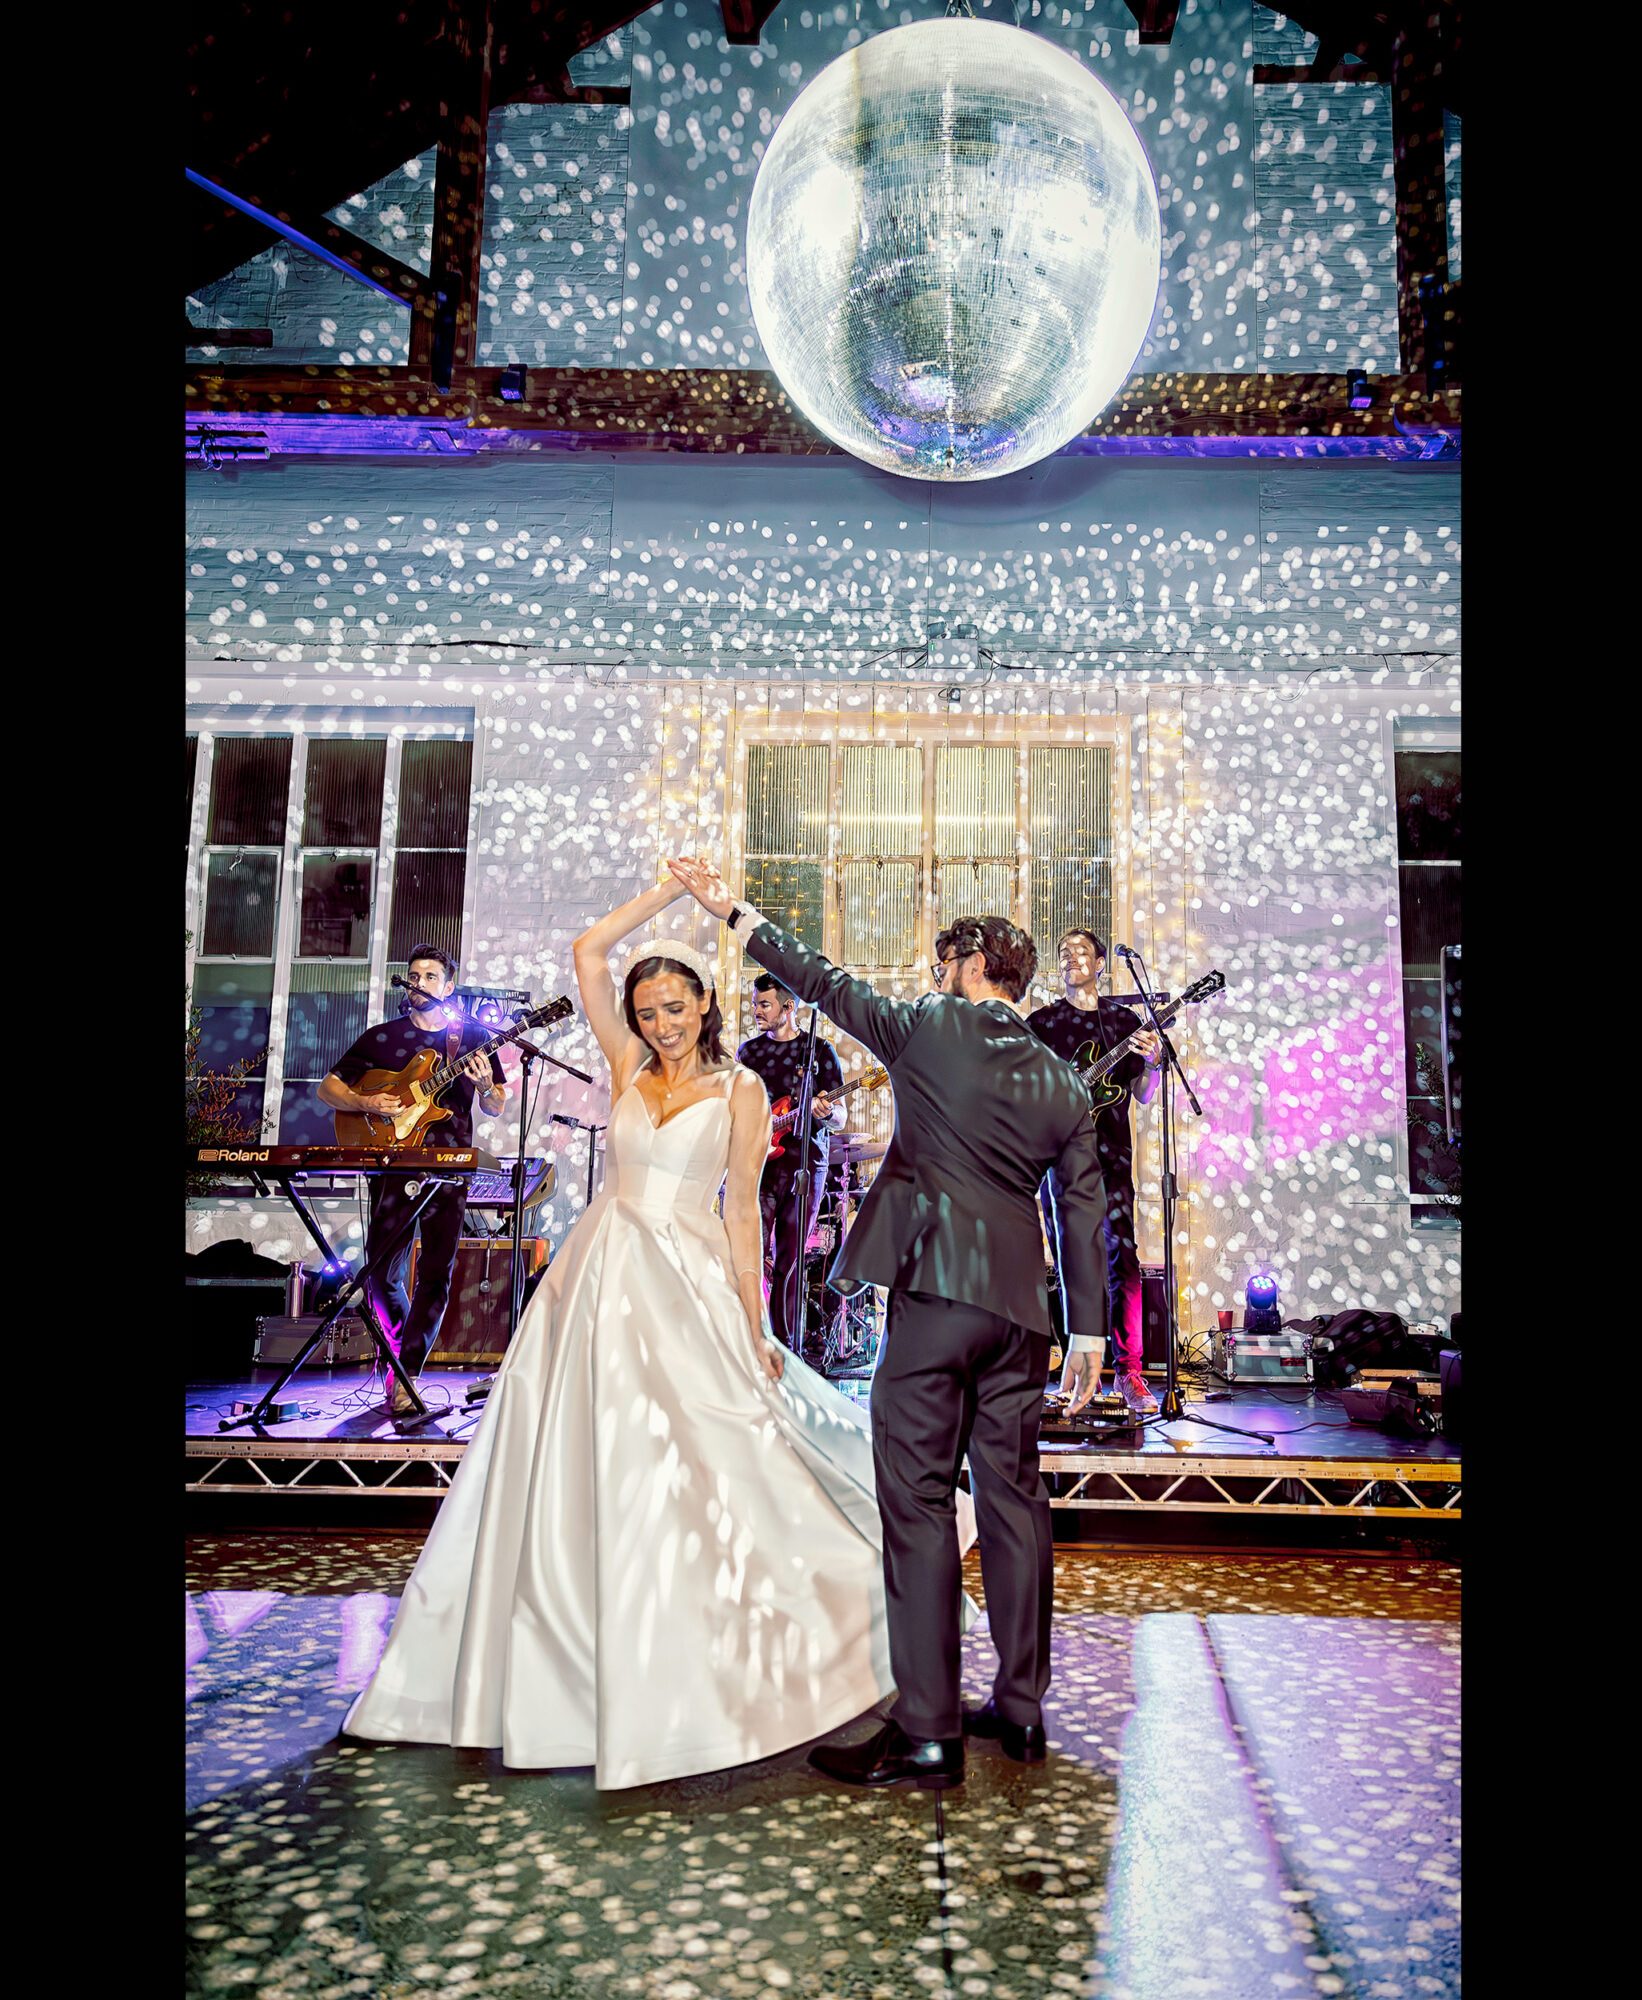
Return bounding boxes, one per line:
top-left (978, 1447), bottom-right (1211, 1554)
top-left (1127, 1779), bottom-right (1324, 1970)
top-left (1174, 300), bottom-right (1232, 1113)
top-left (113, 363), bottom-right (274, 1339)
top-left (184, 2), bottom-right (653, 297)
top-left (720, 0), bottom-right (784, 46)
top-left (1123, 3), bottom-right (1180, 43)
top-left (186, 360), bottom-right (1458, 445)
top-left (185, 1), bottom-right (1462, 436)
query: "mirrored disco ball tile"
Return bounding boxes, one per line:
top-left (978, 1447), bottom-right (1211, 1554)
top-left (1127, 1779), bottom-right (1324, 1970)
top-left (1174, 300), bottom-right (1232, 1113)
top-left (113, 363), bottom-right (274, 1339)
top-left (747, 19), bottom-right (1161, 482)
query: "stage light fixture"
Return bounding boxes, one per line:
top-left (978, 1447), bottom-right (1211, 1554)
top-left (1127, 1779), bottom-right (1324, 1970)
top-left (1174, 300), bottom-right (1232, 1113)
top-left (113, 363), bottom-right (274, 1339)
top-left (1243, 1271), bottom-right (1283, 1334)
top-left (457, 984), bottom-right (532, 1028)
top-left (1347, 369), bottom-right (1374, 411)
top-left (499, 365), bottom-right (528, 403)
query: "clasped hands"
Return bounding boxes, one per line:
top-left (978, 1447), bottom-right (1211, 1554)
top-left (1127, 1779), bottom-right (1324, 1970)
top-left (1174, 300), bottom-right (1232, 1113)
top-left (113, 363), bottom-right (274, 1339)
top-left (668, 854), bottom-right (736, 918)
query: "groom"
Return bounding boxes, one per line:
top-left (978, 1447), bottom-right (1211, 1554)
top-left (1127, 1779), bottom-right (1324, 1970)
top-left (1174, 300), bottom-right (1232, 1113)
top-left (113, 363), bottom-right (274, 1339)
top-left (670, 858), bottom-right (1110, 1790)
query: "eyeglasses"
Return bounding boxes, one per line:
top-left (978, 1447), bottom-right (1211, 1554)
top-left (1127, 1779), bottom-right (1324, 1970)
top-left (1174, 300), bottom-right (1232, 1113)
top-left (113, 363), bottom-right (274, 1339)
top-left (931, 948), bottom-right (974, 983)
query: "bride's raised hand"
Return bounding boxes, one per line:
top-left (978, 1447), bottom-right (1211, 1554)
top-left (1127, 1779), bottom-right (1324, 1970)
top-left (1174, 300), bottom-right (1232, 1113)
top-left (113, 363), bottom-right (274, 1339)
top-left (669, 855), bottom-right (736, 919)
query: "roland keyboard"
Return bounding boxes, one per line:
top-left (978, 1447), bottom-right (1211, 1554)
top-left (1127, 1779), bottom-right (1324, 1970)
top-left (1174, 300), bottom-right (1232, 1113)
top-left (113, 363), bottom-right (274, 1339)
top-left (187, 1144), bottom-right (499, 1175)
top-left (185, 1146), bottom-right (556, 1205)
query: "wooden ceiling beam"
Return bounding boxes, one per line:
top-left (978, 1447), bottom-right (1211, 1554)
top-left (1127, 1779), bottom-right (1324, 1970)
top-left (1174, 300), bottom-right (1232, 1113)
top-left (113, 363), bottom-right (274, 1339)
top-left (183, 169), bottom-right (437, 308)
top-left (719, 0), bottom-right (784, 48)
top-left (1124, 3), bottom-right (1181, 44)
top-left (185, 361), bottom-right (1459, 443)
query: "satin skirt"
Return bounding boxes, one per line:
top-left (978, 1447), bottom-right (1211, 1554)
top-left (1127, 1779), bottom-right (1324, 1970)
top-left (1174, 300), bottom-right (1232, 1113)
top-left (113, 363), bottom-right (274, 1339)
top-left (343, 1176), bottom-right (974, 1789)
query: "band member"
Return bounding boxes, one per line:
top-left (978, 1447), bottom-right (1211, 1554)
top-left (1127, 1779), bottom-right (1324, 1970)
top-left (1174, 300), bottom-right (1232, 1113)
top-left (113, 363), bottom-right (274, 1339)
top-left (734, 973), bottom-right (846, 1361)
top-left (1026, 929), bottom-right (1163, 1415)
top-left (318, 945), bottom-right (507, 1412)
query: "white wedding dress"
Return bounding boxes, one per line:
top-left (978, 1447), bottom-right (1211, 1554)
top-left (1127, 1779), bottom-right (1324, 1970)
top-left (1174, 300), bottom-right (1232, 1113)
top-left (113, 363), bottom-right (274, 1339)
top-left (344, 1062), bottom-right (973, 1789)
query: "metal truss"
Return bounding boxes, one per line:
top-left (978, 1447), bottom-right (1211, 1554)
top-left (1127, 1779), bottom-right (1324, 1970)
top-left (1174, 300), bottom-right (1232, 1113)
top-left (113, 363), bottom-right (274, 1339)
top-left (1042, 1452), bottom-right (1460, 1519)
top-left (188, 1436), bottom-right (1459, 1517)
top-left (186, 1436), bottom-right (466, 1497)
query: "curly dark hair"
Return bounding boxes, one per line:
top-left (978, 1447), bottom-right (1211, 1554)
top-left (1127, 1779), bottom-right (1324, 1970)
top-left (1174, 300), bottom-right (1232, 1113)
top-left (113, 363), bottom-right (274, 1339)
top-left (1055, 928), bottom-right (1107, 960)
top-left (406, 942), bottom-right (458, 980)
top-left (934, 916), bottom-right (1039, 1002)
top-left (622, 955), bottom-right (729, 1065)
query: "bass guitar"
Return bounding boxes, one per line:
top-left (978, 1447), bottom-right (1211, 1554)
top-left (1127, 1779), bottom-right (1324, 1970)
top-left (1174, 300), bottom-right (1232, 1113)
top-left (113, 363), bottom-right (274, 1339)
top-left (768, 1063), bottom-right (890, 1160)
top-left (333, 996), bottom-right (575, 1146)
top-left (1073, 971), bottom-right (1225, 1110)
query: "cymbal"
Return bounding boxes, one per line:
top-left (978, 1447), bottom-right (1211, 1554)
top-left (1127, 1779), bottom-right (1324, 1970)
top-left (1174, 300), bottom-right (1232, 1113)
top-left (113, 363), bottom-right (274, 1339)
top-left (828, 1132), bottom-right (887, 1163)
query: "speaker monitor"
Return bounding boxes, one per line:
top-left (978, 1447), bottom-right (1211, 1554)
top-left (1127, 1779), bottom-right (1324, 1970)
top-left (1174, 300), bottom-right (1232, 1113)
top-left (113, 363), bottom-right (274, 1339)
top-left (1438, 1346), bottom-right (1463, 1441)
top-left (1140, 1265), bottom-right (1169, 1369)
top-left (407, 1237), bottom-right (552, 1366)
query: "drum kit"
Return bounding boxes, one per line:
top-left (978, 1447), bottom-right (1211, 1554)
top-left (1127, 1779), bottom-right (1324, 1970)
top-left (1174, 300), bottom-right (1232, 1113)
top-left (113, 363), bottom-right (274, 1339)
top-left (799, 1129), bottom-right (888, 1375)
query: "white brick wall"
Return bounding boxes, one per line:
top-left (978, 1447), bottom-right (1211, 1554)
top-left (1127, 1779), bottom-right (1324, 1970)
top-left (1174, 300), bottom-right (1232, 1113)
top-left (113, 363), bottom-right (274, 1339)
top-left (186, 454), bottom-right (1458, 663)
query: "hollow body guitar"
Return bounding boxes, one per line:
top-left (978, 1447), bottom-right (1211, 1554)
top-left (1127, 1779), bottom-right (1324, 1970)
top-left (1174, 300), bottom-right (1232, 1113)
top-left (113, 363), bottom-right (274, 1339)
top-left (333, 997), bottom-right (575, 1146)
top-left (767, 1064), bottom-right (890, 1161)
top-left (1072, 971), bottom-right (1226, 1110)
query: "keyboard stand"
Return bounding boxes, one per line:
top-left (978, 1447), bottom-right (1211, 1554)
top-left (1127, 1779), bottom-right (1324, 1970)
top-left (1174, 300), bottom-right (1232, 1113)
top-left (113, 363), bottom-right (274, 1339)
top-left (216, 1167), bottom-right (462, 1433)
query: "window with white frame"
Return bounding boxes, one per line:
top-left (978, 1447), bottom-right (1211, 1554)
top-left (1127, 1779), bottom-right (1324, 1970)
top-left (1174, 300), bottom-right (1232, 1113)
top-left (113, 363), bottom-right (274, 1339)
top-left (186, 719), bottom-right (474, 1146)
top-left (737, 729), bottom-right (1119, 1151)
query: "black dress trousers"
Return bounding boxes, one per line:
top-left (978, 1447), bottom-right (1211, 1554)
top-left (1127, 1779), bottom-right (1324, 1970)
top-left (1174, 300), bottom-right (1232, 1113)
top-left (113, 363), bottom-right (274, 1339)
top-left (362, 1177), bottom-right (469, 1375)
top-left (870, 1289), bottom-right (1055, 1741)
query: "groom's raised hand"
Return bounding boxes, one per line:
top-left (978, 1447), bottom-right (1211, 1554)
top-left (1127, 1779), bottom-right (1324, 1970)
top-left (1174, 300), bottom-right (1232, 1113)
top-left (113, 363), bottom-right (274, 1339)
top-left (668, 855), bottom-right (737, 920)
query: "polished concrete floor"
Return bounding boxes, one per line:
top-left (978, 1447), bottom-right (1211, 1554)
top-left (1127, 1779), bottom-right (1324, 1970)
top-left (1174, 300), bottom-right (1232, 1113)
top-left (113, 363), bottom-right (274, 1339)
top-left (185, 1538), bottom-right (1458, 1998)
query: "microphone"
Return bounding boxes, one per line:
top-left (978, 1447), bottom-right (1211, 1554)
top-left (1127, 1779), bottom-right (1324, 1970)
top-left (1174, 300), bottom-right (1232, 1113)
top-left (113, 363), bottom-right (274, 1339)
top-left (1113, 943), bottom-right (1135, 961)
top-left (391, 974), bottom-right (449, 1003)
top-left (550, 1112), bottom-right (589, 1131)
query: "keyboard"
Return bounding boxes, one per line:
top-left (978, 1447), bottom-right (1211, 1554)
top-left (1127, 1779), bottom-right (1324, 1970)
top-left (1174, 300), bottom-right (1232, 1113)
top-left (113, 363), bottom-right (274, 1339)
top-left (187, 1144), bottom-right (498, 1175)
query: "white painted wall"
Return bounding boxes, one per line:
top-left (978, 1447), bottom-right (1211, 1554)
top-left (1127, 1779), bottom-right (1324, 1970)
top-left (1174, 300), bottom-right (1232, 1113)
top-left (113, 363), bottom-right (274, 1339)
top-left (187, 652), bottom-right (1460, 1332)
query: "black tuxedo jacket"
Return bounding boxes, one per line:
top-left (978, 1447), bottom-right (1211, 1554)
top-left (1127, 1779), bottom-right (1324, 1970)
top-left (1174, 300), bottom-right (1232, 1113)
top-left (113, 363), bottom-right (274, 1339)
top-left (741, 920), bottom-right (1109, 1343)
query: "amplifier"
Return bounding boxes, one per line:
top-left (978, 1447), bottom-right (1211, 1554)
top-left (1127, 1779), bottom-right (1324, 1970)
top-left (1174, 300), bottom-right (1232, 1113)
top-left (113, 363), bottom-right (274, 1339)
top-left (253, 1314), bottom-right (375, 1366)
top-left (409, 1237), bottom-right (552, 1367)
top-left (1140, 1265), bottom-right (1170, 1369)
top-left (1438, 1347), bottom-right (1462, 1441)
top-left (1212, 1327), bottom-right (1313, 1383)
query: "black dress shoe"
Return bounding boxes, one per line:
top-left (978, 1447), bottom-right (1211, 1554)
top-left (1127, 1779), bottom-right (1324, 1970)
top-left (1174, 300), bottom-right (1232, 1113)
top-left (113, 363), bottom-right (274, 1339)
top-left (961, 1698), bottom-right (1047, 1764)
top-left (808, 1719), bottom-right (964, 1790)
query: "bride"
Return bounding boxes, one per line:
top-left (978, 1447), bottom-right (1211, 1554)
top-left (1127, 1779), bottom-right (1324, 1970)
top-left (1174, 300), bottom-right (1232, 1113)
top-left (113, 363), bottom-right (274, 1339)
top-left (343, 874), bottom-right (967, 1789)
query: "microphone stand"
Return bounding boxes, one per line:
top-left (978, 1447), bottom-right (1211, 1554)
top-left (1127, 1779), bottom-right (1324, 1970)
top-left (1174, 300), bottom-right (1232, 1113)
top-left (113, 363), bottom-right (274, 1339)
top-left (789, 1006), bottom-right (823, 1363)
top-left (507, 1044), bottom-right (594, 1337)
top-left (1122, 949), bottom-right (1272, 1445)
top-left (465, 1042), bottom-right (595, 1410)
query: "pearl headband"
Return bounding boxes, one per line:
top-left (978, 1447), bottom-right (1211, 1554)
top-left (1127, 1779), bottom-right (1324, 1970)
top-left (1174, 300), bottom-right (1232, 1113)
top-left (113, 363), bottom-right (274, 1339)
top-left (622, 937), bottom-right (718, 993)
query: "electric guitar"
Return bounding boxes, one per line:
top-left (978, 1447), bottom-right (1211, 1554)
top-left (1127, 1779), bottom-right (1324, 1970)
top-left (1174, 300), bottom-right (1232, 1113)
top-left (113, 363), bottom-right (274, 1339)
top-left (333, 996), bottom-right (575, 1146)
top-left (768, 1064), bottom-right (890, 1160)
top-left (1073, 971), bottom-right (1225, 1110)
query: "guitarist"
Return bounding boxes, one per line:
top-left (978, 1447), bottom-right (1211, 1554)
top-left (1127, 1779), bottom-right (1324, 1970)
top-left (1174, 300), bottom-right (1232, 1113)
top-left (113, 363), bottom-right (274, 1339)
top-left (1027, 930), bottom-right (1163, 1416)
top-left (735, 973), bottom-right (846, 1363)
top-left (318, 945), bottom-right (508, 1413)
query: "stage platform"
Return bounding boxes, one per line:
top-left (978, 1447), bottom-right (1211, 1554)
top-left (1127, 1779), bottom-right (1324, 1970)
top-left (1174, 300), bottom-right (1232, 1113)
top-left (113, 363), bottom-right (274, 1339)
top-left (186, 1363), bottom-right (1460, 1522)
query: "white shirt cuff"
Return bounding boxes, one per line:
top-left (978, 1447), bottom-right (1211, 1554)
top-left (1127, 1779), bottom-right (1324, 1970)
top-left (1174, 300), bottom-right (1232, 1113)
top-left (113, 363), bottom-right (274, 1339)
top-left (1067, 1334), bottom-right (1104, 1354)
top-left (728, 901), bottom-right (768, 943)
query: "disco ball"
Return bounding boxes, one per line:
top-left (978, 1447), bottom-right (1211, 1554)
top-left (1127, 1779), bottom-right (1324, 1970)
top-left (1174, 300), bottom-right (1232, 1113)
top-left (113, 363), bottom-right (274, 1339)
top-left (746, 18), bottom-right (1162, 483)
